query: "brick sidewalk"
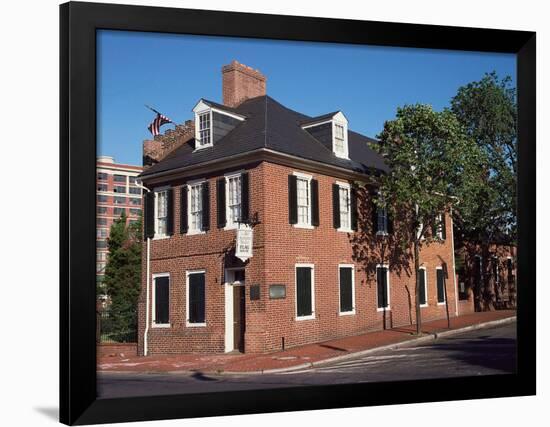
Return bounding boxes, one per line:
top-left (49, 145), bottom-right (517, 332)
top-left (97, 310), bottom-right (516, 374)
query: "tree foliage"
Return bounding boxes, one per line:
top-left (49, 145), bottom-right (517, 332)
top-left (102, 212), bottom-right (142, 342)
top-left (451, 72), bottom-right (517, 242)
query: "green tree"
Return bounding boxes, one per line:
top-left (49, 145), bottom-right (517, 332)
top-left (371, 104), bottom-right (486, 334)
top-left (102, 212), bottom-right (142, 342)
top-left (451, 72), bottom-right (517, 242)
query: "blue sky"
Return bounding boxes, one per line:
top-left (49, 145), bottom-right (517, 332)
top-left (97, 30), bottom-right (516, 165)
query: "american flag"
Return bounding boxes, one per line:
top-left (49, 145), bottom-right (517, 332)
top-left (146, 106), bottom-right (174, 136)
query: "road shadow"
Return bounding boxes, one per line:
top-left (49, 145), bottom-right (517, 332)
top-left (34, 407), bottom-right (58, 421)
top-left (190, 371), bottom-right (219, 382)
top-left (428, 335), bottom-right (517, 373)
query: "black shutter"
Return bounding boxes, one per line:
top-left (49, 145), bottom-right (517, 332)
top-left (351, 186), bottom-right (358, 231)
top-left (418, 269), bottom-right (426, 305)
top-left (332, 184), bottom-right (341, 229)
top-left (377, 267), bottom-right (388, 309)
top-left (311, 179), bottom-right (319, 227)
top-left (240, 172), bottom-right (249, 223)
top-left (387, 210), bottom-right (394, 234)
top-left (438, 269), bottom-right (446, 302)
top-left (202, 181), bottom-right (210, 231)
top-left (440, 212), bottom-right (446, 240)
top-left (180, 186), bottom-right (188, 234)
top-left (339, 267), bottom-right (353, 312)
top-left (216, 178), bottom-right (226, 228)
top-left (154, 276), bottom-right (169, 324)
top-left (144, 191), bottom-right (155, 239)
top-left (189, 273), bottom-right (206, 324)
top-left (288, 175), bottom-right (298, 224)
top-left (296, 267), bottom-right (312, 317)
top-left (166, 188), bottom-right (174, 236)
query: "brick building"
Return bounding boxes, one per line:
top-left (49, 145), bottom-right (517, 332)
top-left (96, 156), bottom-right (143, 290)
top-left (137, 61), bottom-right (471, 355)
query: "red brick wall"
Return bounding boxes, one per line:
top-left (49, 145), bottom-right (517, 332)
top-left (222, 60), bottom-right (266, 108)
top-left (138, 160), bottom-right (461, 355)
top-left (98, 343), bottom-right (138, 358)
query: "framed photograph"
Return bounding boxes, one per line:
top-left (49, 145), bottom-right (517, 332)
top-left (60, 1), bottom-right (535, 425)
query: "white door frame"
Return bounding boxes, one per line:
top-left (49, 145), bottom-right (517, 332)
top-left (224, 268), bottom-right (245, 353)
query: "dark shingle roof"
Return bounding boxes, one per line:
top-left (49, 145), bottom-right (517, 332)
top-left (141, 95), bottom-right (388, 177)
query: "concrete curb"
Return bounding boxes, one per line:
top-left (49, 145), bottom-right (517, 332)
top-left (221, 315), bottom-right (516, 375)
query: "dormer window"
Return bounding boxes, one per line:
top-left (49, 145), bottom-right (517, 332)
top-left (197, 111), bottom-right (212, 148)
top-left (301, 111), bottom-right (349, 159)
top-left (332, 119), bottom-right (349, 159)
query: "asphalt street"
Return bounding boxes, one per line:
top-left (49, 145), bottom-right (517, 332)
top-left (97, 321), bottom-right (516, 398)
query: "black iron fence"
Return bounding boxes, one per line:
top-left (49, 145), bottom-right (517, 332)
top-left (97, 306), bottom-right (137, 343)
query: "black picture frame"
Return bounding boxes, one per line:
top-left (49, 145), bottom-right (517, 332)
top-left (60, 1), bottom-right (536, 425)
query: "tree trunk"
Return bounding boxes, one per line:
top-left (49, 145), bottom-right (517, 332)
top-left (414, 240), bottom-right (421, 335)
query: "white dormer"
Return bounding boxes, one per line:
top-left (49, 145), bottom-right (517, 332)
top-left (301, 111), bottom-right (349, 159)
top-left (193, 100), bottom-right (213, 150)
top-left (331, 112), bottom-right (349, 159)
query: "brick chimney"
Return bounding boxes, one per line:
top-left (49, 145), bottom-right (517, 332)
top-left (222, 60), bottom-right (267, 108)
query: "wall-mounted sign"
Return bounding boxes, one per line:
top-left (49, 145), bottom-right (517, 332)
top-left (250, 284), bottom-right (260, 301)
top-left (269, 284), bottom-right (286, 299)
top-left (235, 224), bottom-right (253, 262)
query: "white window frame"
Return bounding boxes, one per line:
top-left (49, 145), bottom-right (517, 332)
top-left (224, 171), bottom-right (243, 230)
top-left (419, 266), bottom-right (428, 308)
top-left (195, 110), bottom-right (213, 150)
top-left (338, 264), bottom-right (356, 316)
top-left (332, 120), bottom-right (349, 159)
top-left (153, 186), bottom-right (170, 240)
top-left (376, 264), bottom-right (391, 311)
top-left (187, 179), bottom-right (206, 235)
top-left (186, 269), bottom-right (207, 327)
top-left (295, 263), bottom-right (315, 321)
top-left (436, 213), bottom-right (444, 239)
top-left (336, 181), bottom-right (352, 232)
top-left (436, 266), bottom-right (446, 305)
top-left (152, 272), bottom-right (170, 328)
top-left (293, 171), bottom-right (314, 229)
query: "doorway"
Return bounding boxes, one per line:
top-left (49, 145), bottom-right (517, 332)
top-left (224, 268), bottom-right (246, 353)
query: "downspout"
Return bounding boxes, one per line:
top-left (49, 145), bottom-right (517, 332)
top-left (136, 181), bottom-right (151, 356)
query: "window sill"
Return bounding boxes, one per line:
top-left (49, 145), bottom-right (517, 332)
top-left (224, 223), bottom-right (239, 231)
top-left (152, 323), bottom-right (170, 328)
top-left (296, 314), bottom-right (315, 321)
top-left (437, 302), bottom-right (446, 306)
top-left (376, 307), bottom-right (391, 312)
top-left (187, 229), bottom-right (206, 236)
top-left (376, 231), bottom-right (389, 237)
top-left (293, 223), bottom-right (314, 230)
top-left (339, 310), bottom-right (356, 316)
top-left (337, 227), bottom-right (353, 233)
top-left (420, 304), bottom-right (428, 308)
top-left (153, 235), bottom-right (170, 241)
top-left (193, 143), bottom-right (213, 152)
top-left (186, 322), bottom-right (207, 328)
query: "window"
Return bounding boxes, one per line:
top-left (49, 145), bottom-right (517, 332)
top-left (296, 265), bottom-right (314, 319)
top-left (113, 174), bottom-right (126, 183)
top-left (436, 267), bottom-right (446, 304)
top-left (433, 213), bottom-right (446, 240)
top-left (129, 197), bottom-right (141, 206)
top-left (153, 274), bottom-right (170, 327)
top-left (97, 218), bottom-right (107, 226)
top-left (97, 252), bottom-right (107, 261)
top-left (97, 194), bottom-right (108, 204)
top-left (418, 268), bottom-right (428, 306)
top-left (114, 196), bottom-right (126, 205)
top-left (97, 172), bottom-right (108, 181)
top-left (155, 190), bottom-right (168, 237)
top-left (96, 240), bottom-right (107, 249)
top-left (96, 262), bottom-right (106, 273)
top-left (129, 187), bottom-right (141, 195)
top-left (339, 265), bottom-right (355, 314)
top-left (97, 228), bottom-right (108, 238)
top-left (197, 112), bottom-right (211, 147)
top-left (114, 207), bottom-right (125, 216)
top-left (376, 266), bottom-right (390, 310)
top-left (129, 176), bottom-right (137, 184)
top-left (338, 185), bottom-right (351, 230)
top-left (97, 183), bottom-right (108, 192)
top-left (226, 174), bottom-right (241, 227)
top-left (114, 186), bottom-right (126, 194)
top-left (189, 182), bottom-right (204, 232)
top-left (129, 208), bottom-right (141, 216)
top-left (186, 271), bottom-right (206, 326)
top-left (97, 206), bottom-right (107, 215)
top-left (297, 177), bottom-right (311, 226)
top-left (377, 207), bottom-right (388, 234)
top-left (492, 257), bottom-right (499, 285)
top-left (334, 124), bottom-right (345, 156)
